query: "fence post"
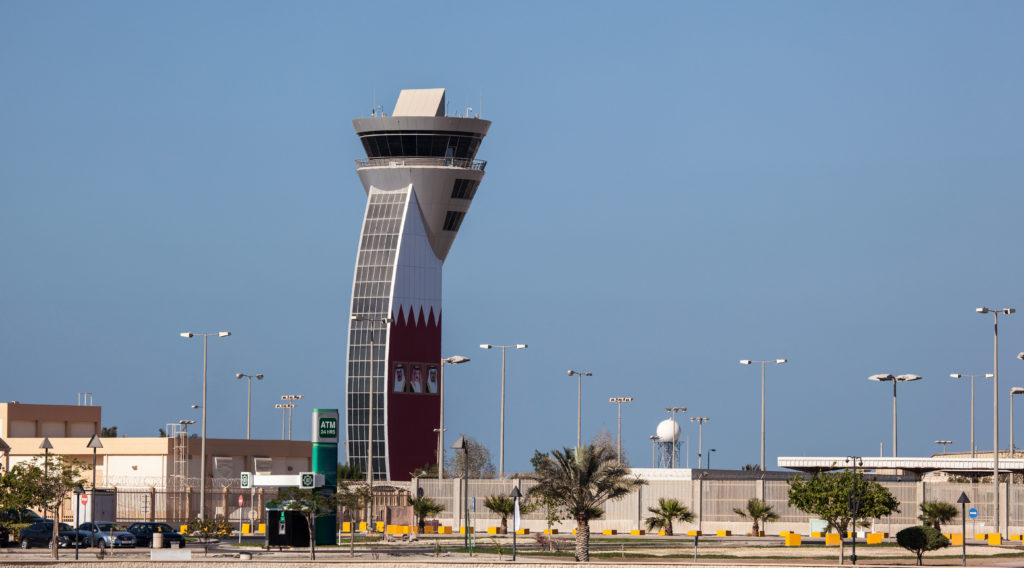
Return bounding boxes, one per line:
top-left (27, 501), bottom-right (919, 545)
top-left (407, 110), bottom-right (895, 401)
top-left (222, 486), bottom-right (229, 521)
top-left (148, 487), bottom-right (156, 522)
top-left (185, 486), bottom-right (192, 521)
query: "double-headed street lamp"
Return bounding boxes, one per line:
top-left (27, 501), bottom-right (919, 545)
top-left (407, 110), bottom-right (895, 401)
top-left (978, 306), bottom-right (1014, 536)
top-left (665, 406), bottom-right (685, 468)
top-left (868, 374), bottom-right (922, 457)
top-left (935, 440), bottom-right (953, 453)
top-left (437, 355), bottom-right (470, 480)
top-left (740, 359), bottom-right (787, 473)
top-left (274, 403), bottom-right (292, 440)
top-left (180, 330), bottom-right (231, 520)
top-left (690, 416), bottom-right (710, 469)
top-left (481, 343), bottom-right (527, 478)
top-left (236, 373), bottom-right (264, 440)
top-left (950, 373), bottom-right (994, 457)
top-left (608, 397), bottom-right (633, 464)
top-left (567, 370), bottom-right (592, 447)
top-left (281, 395), bottom-right (303, 440)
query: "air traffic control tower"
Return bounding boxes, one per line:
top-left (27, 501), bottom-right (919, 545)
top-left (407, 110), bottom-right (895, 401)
top-left (346, 89), bottom-right (490, 481)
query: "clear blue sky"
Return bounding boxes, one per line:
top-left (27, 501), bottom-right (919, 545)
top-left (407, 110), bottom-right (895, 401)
top-left (3, 1), bottom-right (1024, 472)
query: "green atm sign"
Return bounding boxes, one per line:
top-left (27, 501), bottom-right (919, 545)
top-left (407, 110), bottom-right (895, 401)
top-left (312, 409), bottom-right (339, 444)
top-left (319, 417), bottom-right (337, 439)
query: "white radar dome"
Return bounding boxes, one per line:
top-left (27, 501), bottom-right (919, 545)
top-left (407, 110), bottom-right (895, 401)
top-left (656, 419), bottom-right (680, 443)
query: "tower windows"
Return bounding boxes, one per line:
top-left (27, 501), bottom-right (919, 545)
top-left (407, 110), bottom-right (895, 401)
top-left (442, 211), bottom-right (465, 232)
top-left (451, 179), bottom-right (478, 200)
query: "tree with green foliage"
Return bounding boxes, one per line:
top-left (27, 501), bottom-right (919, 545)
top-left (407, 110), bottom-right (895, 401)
top-left (644, 498), bottom-right (694, 536)
top-left (733, 498), bottom-right (778, 536)
top-left (918, 501), bottom-right (958, 530)
top-left (788, 470), bottom-right (899, 564)
top-left (100, 426), bottom-right (118, 437)
top-left (186, 516), bottom-right (233, 555)
top-left (336, 481), bottom-right (372, 556)
top-left (482, 494), bottom-right (535, 534)
top-left (268, 487), bottom-right (338, 560)
top-left (527, 445), bottom-right (646, 562)
top-left (897, 525), bottom-right (950, 565)
top-left (0, 462), bottom-right (45, 523)
top-left (410, 496), bottom-right (445, 532)
top-left (337, 463), bottom-right (363, 481)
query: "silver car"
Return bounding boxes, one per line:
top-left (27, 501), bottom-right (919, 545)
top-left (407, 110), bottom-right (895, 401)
top-left (78, 522), bottom-right (136, 549)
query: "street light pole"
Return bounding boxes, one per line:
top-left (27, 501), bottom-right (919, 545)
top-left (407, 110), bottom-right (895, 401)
top-left (978, 306), bottom-right (1014, 537)
top-left (281, 395), bottom-right (303, 440)
top-left (481, 344), bottom-right (526, 478)
top-left (650, 435), bottom-right (658, 467)
top-left (567, 370), bottom-right (592, 448)
top-left (740, 359), bottom-right (786, 472)
top-left (935, 440), bottom-right (953, 453)
top-left (236, 373), bottom-right (264, 440)
top-left (274, 404), bottom-right (290, 440)
top-left (868, 374), bottom-right (923, 457)
top-left (608, 397), bottom-right (633, 464)
top-left (1009, 387), bottom-right (1024, 533)
top-left (438, 355), bottom-right (470, 480)
top-left (690, 417), bottom-right (709, 469)
top-left (87, 435), bottom-right (102, 524)
top-left (951, 373), bottom-right (994, 458)
top-left (180, 330), bottom-right (231, 520)
top-left (708, 448), bottom-right (716, 469)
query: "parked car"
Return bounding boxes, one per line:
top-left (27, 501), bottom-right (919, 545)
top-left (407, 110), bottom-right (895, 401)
top-left (0, 524), bottom-right (9, 547)
top-left (18, 521), bottom-right (88, 549)
top-left (126, 522), bottom-right (186, 548)
top-left (78, 522), bottom-right (136, 549)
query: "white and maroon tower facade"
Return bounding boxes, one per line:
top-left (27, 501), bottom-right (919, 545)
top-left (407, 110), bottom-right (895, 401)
top-left (346, 89), bottom-right (489, 481)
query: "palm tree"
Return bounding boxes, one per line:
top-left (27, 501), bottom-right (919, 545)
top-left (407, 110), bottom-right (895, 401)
top-left (733, 498), bottom-right (778, 536)
top-left (410, 496), bottom-right (445, 532)
top-left (528, 445), bottom-right (646, 562)
top-left (483, 495), bottom-right (515, 533)
top-left (918, 501), bottom-right (958, 530)
top-left (644, 498), bottom-right (694, 536)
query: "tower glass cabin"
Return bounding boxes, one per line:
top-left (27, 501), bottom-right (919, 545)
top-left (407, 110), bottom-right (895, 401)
top-left (346, 89), bottom-right (490, 481)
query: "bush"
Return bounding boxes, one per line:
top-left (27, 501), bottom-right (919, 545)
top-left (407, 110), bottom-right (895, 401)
top-left (897, 525), bottom-right (950, 565)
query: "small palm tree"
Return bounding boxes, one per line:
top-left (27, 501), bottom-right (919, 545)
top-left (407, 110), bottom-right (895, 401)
top-left (733, 498), bottom-right (778, 536)
top-left (483, 495), bottom-right (515, 533)
top-left (644, 498), bottom-right (694, 536)
top-left (918, 501), bottom-right (958, 530)
top-left (528, 445), bottom-right (646, 562)
top-left (410, 496), bottom-right (445, 532)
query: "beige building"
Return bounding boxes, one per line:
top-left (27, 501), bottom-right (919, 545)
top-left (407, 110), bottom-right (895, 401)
top-left (0, 402), bottom-right (311, 490)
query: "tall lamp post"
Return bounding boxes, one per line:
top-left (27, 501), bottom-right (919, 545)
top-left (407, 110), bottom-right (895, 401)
top-left (87, 435), bottom-right (102, 524)
top-left (567, 370), bottom-right (592, 447)
top-left (351, 313), bottom-right (391, 529)
top-left (452, 435), bottom-right (470, 551)
top-left (180, 330), bottom-right (231, 520)
top-left (707, 448), bottom-right (717, 469)
top-left (665, 407), bottom-right (685, 468)
top-left (978, 306), bottom-right (1014, 537)
top-left (480, 343), bottom-right (527, 478)
top-left (1009, 386), bottom-right (1024, 531)
top-left (649, 435), bottom-right (658, 467)
top-left (867, 374), bottom-right (922, 457)
top-left (236, 373), bottom-right (264, 440)
top-left (608, 397), bottom-right (633, 464)
top-left (740, 359), bottom-right (787, 473)
top-left (274, 403), bottom-right (291, 439)
top-left (437, 355), bottom-right (470, 480)
top-left (846, 456), bottom-right (864, 565)
top-left (280, 395), bottom-right (303, 440)
top-left (690, 417), bottom-right (710, 469)
top-left (951, 373), bottom-right (994, 458)
top-left (39, 438), bottom-right (52, 520)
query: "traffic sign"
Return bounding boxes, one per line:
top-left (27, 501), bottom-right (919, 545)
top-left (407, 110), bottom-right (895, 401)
top-left (238, 495), bottom-right (244, 507)
top-left (300, 473), bottom-right (315, 489)
top-left (80, 494), bottom-right (88, 506)
top-left (969, 507), bottom-right (979, 519)
top-left (240, 472), bottom-right (252, 489)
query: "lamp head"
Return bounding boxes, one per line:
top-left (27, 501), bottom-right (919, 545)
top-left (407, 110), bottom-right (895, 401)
top-left (775, 359), bottom-right (787, 364)
top-left (218, 331), bottom-right (231, 338)
top-left (977, 307), bottom-right (991, 314)
top-left (950, 373), bottom-right (962, 379)
top-left (896, 374), bottom-right (922, 382)
top-left (869, 374), bottom-right (894, 382)
top-left (236, 373), bottom-right (244, 379)
top-left (1018, 352), bottom-right (1024, 361)
top-left (180, 332), bottom-right (194, 338)
top-left (739, 360), bottom-right (752, 365)
top-left (516, 344), bottom-right (528, 349)
top-left (256, 374), bottom-right (263, 380)
top-left (480, 344), bottom-right (493, 349)
top-left (1012, 387), bottom-right (1024, 395)
top-left (510, 486), bottom-right (522, 499)
top-left (1006, 308), bottom-right (1016, 315)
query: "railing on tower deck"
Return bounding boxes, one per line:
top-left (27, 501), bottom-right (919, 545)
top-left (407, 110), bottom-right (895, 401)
top-left (355, 157), bottom-right (487, 171)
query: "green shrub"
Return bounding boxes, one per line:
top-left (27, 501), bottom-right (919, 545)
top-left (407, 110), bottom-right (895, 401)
top-left (896, 525), bottom-right (950, 565)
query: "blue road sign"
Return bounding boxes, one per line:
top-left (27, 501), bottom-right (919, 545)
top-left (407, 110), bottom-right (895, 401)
top-left (969, 507), bottom-right (979, 519)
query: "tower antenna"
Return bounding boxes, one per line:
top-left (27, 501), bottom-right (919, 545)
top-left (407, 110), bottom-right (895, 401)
top-left (479, 89), bottom-right (483, 118)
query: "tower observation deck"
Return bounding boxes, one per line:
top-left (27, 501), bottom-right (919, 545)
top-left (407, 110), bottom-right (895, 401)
top-left (346, 88), bottom-right (490, 481)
